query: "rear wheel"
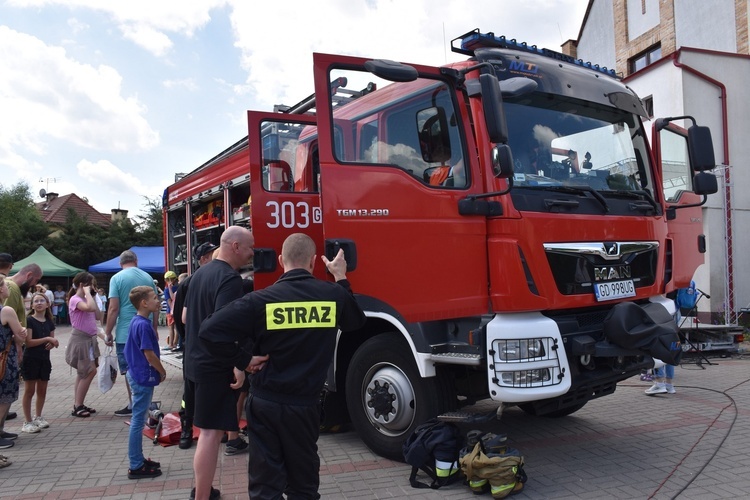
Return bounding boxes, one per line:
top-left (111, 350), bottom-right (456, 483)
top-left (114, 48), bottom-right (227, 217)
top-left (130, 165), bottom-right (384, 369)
top-left (345, 333), bottom-right (455, 460)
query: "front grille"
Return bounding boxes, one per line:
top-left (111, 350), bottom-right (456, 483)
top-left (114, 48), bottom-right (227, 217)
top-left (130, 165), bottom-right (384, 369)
top-left (545, 243), bottom-right (657, 295)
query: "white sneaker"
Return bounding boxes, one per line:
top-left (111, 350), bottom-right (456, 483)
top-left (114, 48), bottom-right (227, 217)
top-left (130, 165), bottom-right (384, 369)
top-left (21, 422), bottom-right (40, 434)
top-left (665, 384), bottom-right (676, 394)
top-left (33, 416), bottom-right (49, 429)
top-left (645, 383), bottom-right (668, 395)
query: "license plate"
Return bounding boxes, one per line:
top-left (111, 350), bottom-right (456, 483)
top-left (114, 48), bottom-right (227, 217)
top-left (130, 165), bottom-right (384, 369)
top-left (594, 280), bottom-right (635, 302)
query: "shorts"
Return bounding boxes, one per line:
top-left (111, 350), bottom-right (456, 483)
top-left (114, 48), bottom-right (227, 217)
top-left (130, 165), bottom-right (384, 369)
top-left (166, 313), bottom-right (174, 326)
top-left (193, 378), bottom-right (240, 431)
top-left (116, 343), bottom-right (128, 374)
top-left (21, 357), bottom-right (52, 381)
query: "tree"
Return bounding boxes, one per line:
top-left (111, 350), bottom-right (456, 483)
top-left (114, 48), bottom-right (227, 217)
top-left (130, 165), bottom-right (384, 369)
top-left (46, 209), bottom-right (109, 269)
top-left (0, 182), bottom-right (50, 260)
top-left (132, 196), bottom-right (164, 246)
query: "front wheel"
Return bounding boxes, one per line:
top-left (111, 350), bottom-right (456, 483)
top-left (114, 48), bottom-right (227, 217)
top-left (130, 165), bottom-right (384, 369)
top-left (345, 334), bottom-right (455, 460)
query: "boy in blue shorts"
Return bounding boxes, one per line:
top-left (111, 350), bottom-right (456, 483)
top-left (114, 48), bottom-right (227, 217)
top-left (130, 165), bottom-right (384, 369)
top-left (124, 286), bottom-right (167, 479)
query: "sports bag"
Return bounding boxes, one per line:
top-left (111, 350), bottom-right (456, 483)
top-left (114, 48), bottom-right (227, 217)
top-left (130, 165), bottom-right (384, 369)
top-left (402, 418), bottom-right (463, 489)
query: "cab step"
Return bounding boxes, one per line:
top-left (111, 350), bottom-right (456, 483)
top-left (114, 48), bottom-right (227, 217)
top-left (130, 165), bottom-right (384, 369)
top-left (437, 410), bottom-right (499, 424)
top-left (429, 352), bottom-right (483, 365)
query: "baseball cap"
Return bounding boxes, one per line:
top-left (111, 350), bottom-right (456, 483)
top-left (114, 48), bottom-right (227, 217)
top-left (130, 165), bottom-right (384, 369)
top-left (164, 270), bottom-right (177, 280)
top-left (194, 242), bottom-right (218, 259)
top-left (0, 253), bottom-right (12, 266)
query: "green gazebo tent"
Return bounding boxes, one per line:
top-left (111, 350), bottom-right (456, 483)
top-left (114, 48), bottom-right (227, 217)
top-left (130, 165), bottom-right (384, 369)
top-left (8, 246), bottom-right (83, 277)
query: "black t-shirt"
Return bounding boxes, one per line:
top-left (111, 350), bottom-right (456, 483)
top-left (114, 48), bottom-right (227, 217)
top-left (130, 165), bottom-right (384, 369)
top-left (25, 316), bottom-right (55, 360)
top-left (172, 276), bottom-right (190, 338)
top-left (183, 259), bottom-right (243, 383)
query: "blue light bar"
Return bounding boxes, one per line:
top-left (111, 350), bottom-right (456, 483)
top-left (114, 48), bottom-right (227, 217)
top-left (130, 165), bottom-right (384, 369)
top-left (453, 30), bottom-right (618, 78)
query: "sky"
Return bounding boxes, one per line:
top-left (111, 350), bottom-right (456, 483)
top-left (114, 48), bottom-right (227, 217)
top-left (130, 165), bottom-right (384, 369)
top-left (0, 0), bottom-right (589, 218)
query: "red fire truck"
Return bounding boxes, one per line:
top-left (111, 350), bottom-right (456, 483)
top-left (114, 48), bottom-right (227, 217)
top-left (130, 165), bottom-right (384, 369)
top-left (163, 30), bottom-right (717, 459)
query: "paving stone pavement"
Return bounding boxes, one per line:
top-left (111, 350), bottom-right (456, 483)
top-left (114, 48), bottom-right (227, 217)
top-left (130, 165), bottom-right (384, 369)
top-left (1, 325), bottom-right (748, 499)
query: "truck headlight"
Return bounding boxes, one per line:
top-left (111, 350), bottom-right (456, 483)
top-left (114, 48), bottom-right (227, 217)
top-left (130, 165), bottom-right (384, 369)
top-left (500, 369), bottom-right (551, 385)
top-left (498, 339), bottom-right (544, 361)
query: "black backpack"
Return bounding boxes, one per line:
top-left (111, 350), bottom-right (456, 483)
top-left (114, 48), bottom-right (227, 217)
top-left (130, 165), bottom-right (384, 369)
top-left (402, 419), bottom-right (463, 489)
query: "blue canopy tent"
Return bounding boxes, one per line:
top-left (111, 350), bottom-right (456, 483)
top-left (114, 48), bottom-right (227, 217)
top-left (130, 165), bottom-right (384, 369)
top-left (88, 246), bottom-right (165, 273)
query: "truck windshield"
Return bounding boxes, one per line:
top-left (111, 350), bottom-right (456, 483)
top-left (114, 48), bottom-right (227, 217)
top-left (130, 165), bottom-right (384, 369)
top-left (505, 93), bottom-right (653, 196)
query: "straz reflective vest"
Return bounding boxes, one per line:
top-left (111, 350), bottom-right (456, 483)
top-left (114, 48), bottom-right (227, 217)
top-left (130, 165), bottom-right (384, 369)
top-left (198, 268), bottom-right (366, 405)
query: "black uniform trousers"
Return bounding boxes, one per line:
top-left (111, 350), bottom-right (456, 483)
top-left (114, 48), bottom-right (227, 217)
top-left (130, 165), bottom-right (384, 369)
top-left (246, 395), bottom-right (321, 500)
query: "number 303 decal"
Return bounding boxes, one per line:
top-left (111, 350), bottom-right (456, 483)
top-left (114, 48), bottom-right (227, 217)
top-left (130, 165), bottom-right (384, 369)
top-left (266, 201), bottom-right (322, 229)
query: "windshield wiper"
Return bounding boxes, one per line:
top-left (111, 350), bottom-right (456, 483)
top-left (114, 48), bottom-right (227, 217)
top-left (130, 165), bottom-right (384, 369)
top-left (606, 190), bottom-right (660, 213)
top-left (539, 185), bottom-right (609, 213)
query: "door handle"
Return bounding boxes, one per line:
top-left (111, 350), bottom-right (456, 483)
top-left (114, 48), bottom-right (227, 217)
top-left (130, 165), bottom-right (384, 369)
top-left (324, 239), bottom-right (357, 272)
top-left (252, 248), bottom-right (278, 273)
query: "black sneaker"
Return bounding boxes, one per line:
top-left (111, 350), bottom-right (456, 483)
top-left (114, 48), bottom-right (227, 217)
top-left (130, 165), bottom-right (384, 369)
top-left (0, 438), bottom-right (14, 450)
top-left (224, 438), bottom-right (248, 456)
top-left (190, 486), bottom-right (221, 499)
top-left (114, 406), bottom-right (133, 417)
top-left (6, 412), bottom-right (17, 420)
top-left (0, 431), bottom-right (18, 440)
top-left (144, 458), bottom-right (161, 469)
top-left (127, 463), bottom-right (162, 479)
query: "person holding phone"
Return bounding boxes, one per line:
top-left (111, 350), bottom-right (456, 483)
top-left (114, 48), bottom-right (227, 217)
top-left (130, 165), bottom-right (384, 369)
top-left (64, 272), bottom-right (102, 418)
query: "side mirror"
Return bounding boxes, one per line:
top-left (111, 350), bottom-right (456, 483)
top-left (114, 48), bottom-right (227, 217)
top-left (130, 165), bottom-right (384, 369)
top-left (687, 125), bottom-right (715, 171)
top-left (480, 73), bottom-right (508, 144)
top-left (364, 59), bottom-right (418, 82)
top-left (492, 144), bottom-right (514, 179)
top-left (693, 172), bottom-right (717, 195)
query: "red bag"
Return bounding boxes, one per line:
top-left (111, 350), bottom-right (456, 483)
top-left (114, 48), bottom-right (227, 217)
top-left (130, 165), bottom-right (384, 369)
top-left (140, 412), bottom-right (186, 447)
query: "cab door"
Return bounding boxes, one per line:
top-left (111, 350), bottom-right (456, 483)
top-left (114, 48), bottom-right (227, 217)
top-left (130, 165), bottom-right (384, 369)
top-left (652, 122), bottom-right (708, 291)
top-left (309, 52), bottom-right (490, 322)
top-left (247, 113), bottom-right (325, 289)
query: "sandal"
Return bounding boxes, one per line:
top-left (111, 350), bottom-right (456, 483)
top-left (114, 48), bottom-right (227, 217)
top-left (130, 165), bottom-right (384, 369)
top-left (82, 405), bottom-right (97, 414)
top-left (72, 405), bottom-right (91, 418)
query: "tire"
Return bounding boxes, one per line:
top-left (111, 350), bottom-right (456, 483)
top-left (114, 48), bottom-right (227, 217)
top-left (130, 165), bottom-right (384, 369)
top-left (345, 333), bottom-right (456, 460)
top-left (518, 401), bottom-right (587, 417)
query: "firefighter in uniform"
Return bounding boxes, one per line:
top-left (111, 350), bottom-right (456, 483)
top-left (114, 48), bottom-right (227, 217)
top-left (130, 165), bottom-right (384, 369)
top-left (199, 233), bottom-right (366, 499)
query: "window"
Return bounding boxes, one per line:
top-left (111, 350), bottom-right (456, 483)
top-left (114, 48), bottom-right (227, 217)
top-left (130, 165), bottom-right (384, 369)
top-left (630, 45), bottom-right (661, 74)
top-left (643, 95), bottom-right (654, 118)
top-left (659, 128), bottom-right (692, 202)
top-left (328, 68), bottom-right (467, 188)
top-left (259, 120), bottom-right (319, 193)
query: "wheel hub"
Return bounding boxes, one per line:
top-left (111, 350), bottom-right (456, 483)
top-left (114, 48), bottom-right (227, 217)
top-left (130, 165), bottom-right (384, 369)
top-left (362, 364), bottom-right (415, 435)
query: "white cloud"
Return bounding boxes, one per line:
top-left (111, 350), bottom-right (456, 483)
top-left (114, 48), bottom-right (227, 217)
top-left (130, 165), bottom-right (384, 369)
top-left (0, 26), bottom-right (159, 164)
top-left (8, 0), bottom-right (228, 56)
top-left (66, 17), bottom-right (88, 34)
top-left (120, 23), bottom-right (173, 56)
top-left (163, 77), bottom-right (198, 91)
top-left (225, 0), bottom-right (588, 109)
top-left (76, 158), bottom-right (166, 208)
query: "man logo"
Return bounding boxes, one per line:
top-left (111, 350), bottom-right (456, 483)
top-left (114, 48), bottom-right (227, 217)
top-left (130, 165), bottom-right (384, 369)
top-left (604, 242), bottom-right (619, 256)
top-left (594, 266), bottom-right (632, 281)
